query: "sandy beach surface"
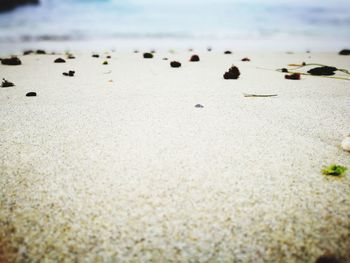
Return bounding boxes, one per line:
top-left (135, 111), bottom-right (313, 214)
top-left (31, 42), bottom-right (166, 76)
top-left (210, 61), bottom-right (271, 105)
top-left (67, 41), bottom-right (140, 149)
top-left (0, 51), bottom-right (350, 262)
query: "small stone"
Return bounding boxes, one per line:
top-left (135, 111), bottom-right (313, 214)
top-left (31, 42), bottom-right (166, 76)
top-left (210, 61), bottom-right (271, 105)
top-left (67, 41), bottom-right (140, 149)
top-left (106, 55), bottom-right (111, 59)
top-left (36, 50), bottom-right (46, 54)
top-left (207, 47), bottom-right (212, 52)
top-left (23, 50), bottom-right (34, 55)
top-left (63, 71), bottom-right (75, 77)
top-left (281, 68), bottom-right (289, 73)
top-left (170, 61), bottom-right (181, 68)
top-left (190, 55), bottom-right (200, 62)
top-left (341, 135), bottom-right (350, 152)
top-left (150, 50), bottom-right (156, 54)
top-left (54, 58), bottom-right (66, 63)
top-left (1, 78), bottom-right (15, 88)
top-left (63, 72), bottom-right (68, 76)
top-left (103, 61), bottom-right (108, 65)
top-left (307, 66), bottom-right (337, 76)
top-left (339, 49), bottom-right (350, 55)
top-left (26, 92), bottom-right (37, 97)
top-left (143, 53), bottom-right (153, 59)
top-left (1, 56), bottom-right (22, 65)
top-left (315, 254), bottom-right (340, 263)
top-left (195, 104), bottom-right (204, 108)
top-left (92, 54), bottom-right (99, 58)
top-left (285, 73), bottom-right (301, 80)
top-left (134, 50), bottom-right (139, 53)
top-left (241, 57), bottom-right (250, 62)
top-left (162, 58), bottom-right (168, 60)
top-left (67, 55), bottom-right (75, 59)
top-left (223, 66), bottom-right (240, 79)
top-left (224, 50), bottom-right (232, 54)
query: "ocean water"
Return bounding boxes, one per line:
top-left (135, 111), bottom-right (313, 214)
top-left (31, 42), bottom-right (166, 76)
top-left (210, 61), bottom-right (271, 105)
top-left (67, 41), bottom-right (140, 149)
top-left (0, 0), bottom-right (350, 49)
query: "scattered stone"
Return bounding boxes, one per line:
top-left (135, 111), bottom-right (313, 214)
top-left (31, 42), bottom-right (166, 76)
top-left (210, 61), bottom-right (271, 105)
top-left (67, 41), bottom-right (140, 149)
top-left (281, 68), bottom-right (289, 73)
top-left (307, 66), bottom-right (337, 76)
top-left (103, 61), bottom-right (108, 65)
top-left (339, 49), bottom-right (350, 55)
top-left (224, 50), bottom-right (232, 54)
top-left (143, 53), bottom-right (153, 59)
top-left (134, 50), bottom-right (139, 53)
top-left (106, 55), bottom-right (111, 59)
top-left (92, 54), bottom-right (99, 58)
top-left (285, 73), bottom-right (301, 80)
top-left (170, 61), bottom-right (181, 68)
top-left (23, 50), bottom-right (34, 55)
top-left (1, 78), bottom-right (15, 88)
top-left (188, 48), bottom-right (193, 52)
top-left (26, 92), bottom-right (37, 97)
top-left (150, 50), bottom-right (156, 54)
top-left (195, 104), bottom-right (204, 108)
top-left (190, 55), bottom-right (200, 62)
top-left (241, 57), bottom-right (250, 62)
top-left (63, 70), bottom-right (75, 77)
top-left (207, 47), bottom-right (212, 52)
top-left (36, 50), bottom-right (46, 54)
top-left (315, 254), bottom-right (340, 263)
top-left (341, 135), bottom-right (350, 152)
top-left (162, 58), bottom-right (168, 60)
top-left (223, 65), bottom-right (240, 79)
top-left (67, 55), bottom-right (75, 59)
top-left (54, 58), bottom-right (66, 63)
top-left (1, 56), bottom-right (22, 65)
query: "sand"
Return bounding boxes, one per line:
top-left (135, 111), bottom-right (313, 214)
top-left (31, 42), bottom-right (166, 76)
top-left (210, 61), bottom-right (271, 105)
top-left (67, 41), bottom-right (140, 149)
top-left (0, 51), bottom-right (350, 262)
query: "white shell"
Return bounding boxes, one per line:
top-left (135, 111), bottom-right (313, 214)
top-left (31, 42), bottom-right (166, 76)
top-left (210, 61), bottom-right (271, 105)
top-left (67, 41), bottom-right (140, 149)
top-left (341, 136), bottom-right (350, 152)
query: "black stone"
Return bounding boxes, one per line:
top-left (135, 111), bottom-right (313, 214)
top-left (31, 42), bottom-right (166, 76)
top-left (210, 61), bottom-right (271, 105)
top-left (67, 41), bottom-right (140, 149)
top-left (0, 0), bottom-right (39, 13)
top-left (1, 78), bottom-right (15, 88)
top-left (23, 50), bottom-right (34, 55)
top-left (170, 61), bottom-right (181, 68)
top-left (195, 104), bottom-right (204, 108)
top-left (92, 54), bottom-right (99, 58)
top-left (285, 73), bottom-right (301, 80)
top-left (241, 57), bottom-right (250, 62)
top-left (67, 55), bottom-right (75, 59)
top-left (54, 58), bottom-right (66, 63)
top-left (307, 66), bottom-right (337, 76)
top-left (339, 49), bottom-right (350, 55)
top-left (224, 50), bottom-right (232, 54)
top-left (26, 92), bottom-right (37, 97)
top-left (162, 58), bottom-right (168, 60)
top-left (1, 57), bottom-right (22, 65)
top-left (190, 55), bottom-right (200, 62)
top-left (36, 49), bottom-right (46, 54)
top-left (63, 71), bottom-right (75, 77)
top-left (143, 53), bottom-right (153, 59)
top-left (223, 66), bottom-right (240, 79)
top-left (281, 68), bottom-right (289, 73)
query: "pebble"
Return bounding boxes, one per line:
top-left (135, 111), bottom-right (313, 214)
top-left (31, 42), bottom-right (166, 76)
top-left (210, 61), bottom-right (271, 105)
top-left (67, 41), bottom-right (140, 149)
top-left (307, 66), bottom-right (337, 76)
top-left (92, 54), bottom-right (100, 58)
top-left (103, 61), bottom-right (108, 65)
top-left (195, 104), bottom-right (204, 108)
top-left (36, 50), bottom-right (46, 54)
top-left (23, 50), bottom-right (34, 55)
top-left (63, 71), bottom-right (75, 77)
top-left (241, 57), bottom-right (250, 62)
top-left (143, 53), bottom-right (153, 59)
top-left (54, 58), bottom-right (66, 63)
top-left (339, 49), bottom-right (350, 55)
top-left (224, 50), bottom-right (232, 54)
top-left (223, 66), bottom-right (240, 79)
top-left (1, 56), bottom-right (22, 65)
top-left (341, 135), bottom-right (350, 152)
top-left (170, 61), bottom-right (181, 68)
top-left (26, 92), bottom-right (37, 97)
top-left (285, 73), bottom-right (301, 80)
top-left (190, 55), bottom-right (200, 62)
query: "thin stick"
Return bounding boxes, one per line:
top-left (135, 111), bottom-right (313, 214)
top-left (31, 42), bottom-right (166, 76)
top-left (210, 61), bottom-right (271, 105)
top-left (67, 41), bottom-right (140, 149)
top-left (243, 93), bottom-right (278, 98)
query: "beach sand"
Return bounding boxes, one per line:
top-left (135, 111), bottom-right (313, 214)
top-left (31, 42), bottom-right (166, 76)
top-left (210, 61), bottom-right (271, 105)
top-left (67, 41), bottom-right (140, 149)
top-left (0, 51), bottom-right (350, 262)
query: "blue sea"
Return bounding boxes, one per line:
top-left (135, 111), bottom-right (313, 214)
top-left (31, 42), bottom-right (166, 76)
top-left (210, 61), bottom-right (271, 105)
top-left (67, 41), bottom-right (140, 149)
top-left (0, 0), bottom-right (350, 50)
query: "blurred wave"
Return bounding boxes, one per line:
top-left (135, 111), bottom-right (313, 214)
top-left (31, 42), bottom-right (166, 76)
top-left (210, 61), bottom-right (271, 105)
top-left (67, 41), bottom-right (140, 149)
top-left (0, 0), bottom-right (350, 42)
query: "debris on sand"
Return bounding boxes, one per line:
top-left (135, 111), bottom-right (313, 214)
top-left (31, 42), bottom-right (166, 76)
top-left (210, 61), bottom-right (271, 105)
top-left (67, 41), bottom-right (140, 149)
top-left (190, 55), bottom-right (200, 62)
top-left (341, 135), bottom-right (350, 152)
top-left (26, 92), bottom-right (37, 97)
top-left (36, 50), bottom-right (46, 54)
top-left (243, 93), bottom-right (277, 98)
top-left (54, 58), bottom-right (66, 63)
top-left (241, 57), bottom-right (250, 62)
top-left (23, 50), bottom-right (34, 55)
top-left (170, 61), bottom-right (181, 68)
top-left (307, 66), bottom-right (337, 76)
top-left (339, 49), bottom-right (350, 55)
top-left (143, 53), bottom-right (153, 59)
top-left (1, 56), bottom-right (22, 65)
top-left (285, 73), bottom-right (301, 80)
top-left (1, 78), bottom-right (15, 88)
top-left (223, 66), bottom-right (240, 79)
top-left (92, 54), bottom-right (100, 58)
top-left (103, 61), bottom-right (108, 65)
top-left (62, 71), bottom-right (75, 77)
top-left (315, 254), bottom-right (340, 263)
top-left (195, 104), bottom-right (204, 108)
top-left (322, 164), bottom-right (347, 177)
top-left (224, 50), bottom-right (232, 54)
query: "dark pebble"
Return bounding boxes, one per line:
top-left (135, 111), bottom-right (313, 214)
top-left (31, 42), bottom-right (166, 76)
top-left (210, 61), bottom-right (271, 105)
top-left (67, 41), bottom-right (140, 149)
top-left (36, 50), bottom-right (46, 54)
top-left (26, 92), bottom-right (36, 97)
top-left (134, 50), bottom-right (139, 53)
top-left (241, 57), bottom-right (250, 62)
top-left (195, 104), bottom-right (204, 108)
top-left (92, 54), bottom-right (99, 58)
top-left (150, 50), bottom-right (156, 54)
top-left (162, 58), bottom-right (168, 60)
top-left (1, 56), bottom-right (22, 65)
top-left (67, 55), bottom-right (75, 59)
top-left (285, 73), bottom-right (301, 80)
top-left (339, 49), bottom-right (350, 55)
top-left (307, 66), bottom-right (337, 76)
top-left (223, 66), bottom-right (240, 79)
top-left (207, 47), bottom-right (212, 52)
top-left (143, 53), bottom-right (153, 59)
top-left (23, 50), bottom-right (34, 55)
top-left (190, 55), bottom-right (200, 62)
top-left (54, 58), bottom-right (66, 63)
top-left (281, 68), bottom-right (289, 73)
top-left (170, 61), bottom-right (181, 68)
top-left (106, 55), bottom-right (111, 59)
top-left (103, 61), bottom-right (108, 65)
top-left (63, 70), bottom-right (75, 77)
top-left (315, 255), bottom-right (340, 263)
top-left (224, 50), bottom-right (232, 54)
top-left (1, 78), bottom-right (15, 88)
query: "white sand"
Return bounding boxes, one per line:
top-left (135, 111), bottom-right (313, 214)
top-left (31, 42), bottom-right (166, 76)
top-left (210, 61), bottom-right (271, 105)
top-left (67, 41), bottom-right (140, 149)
top-left (0, 51), bottom-right (350, 262)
